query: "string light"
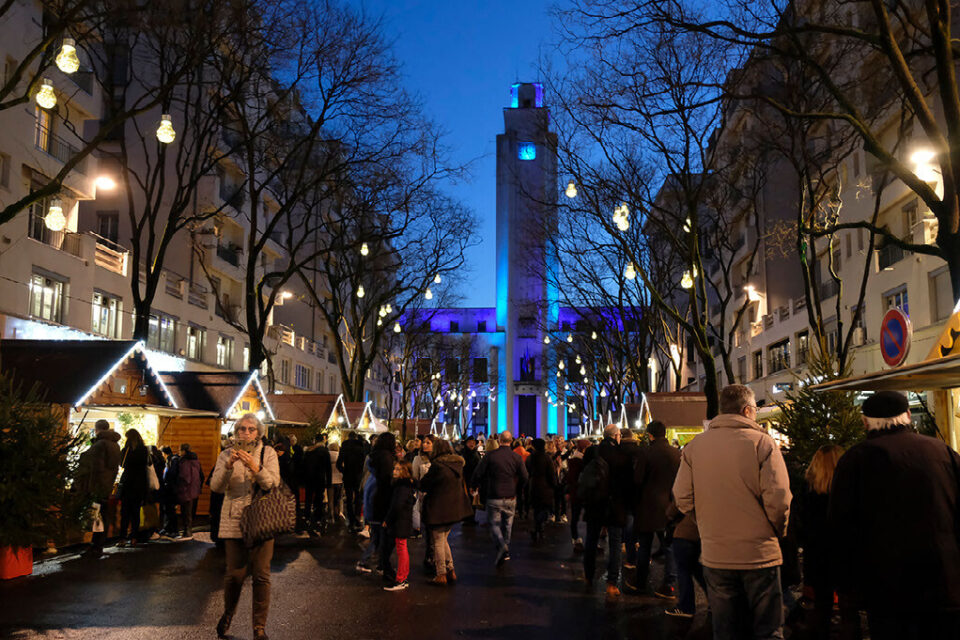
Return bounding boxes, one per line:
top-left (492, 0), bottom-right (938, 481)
top-left (565, 180), bottom-right (577, 198)
top-left (156, 115), bottom-right (176, 143)
top-left (356, 284), bottom-right (365, 298)
top-left (624, 262), bottom-right (637, 280)
top-left (45, 197), bottom-right (66, 231)
top-left (591, 331), bottom-right (597, 340)
top-left (56, 39), bottom-right (80, 74)
top-left (35, 79), bottom-right (56, 109)
top-left (425, 288), bottom-right (433, 300)
top-left (394, 322), bottom-right (401, 333)
top-left (681, 271), bottom-right (694, 289)
top-left (434, 274), bottom-right (441, 284)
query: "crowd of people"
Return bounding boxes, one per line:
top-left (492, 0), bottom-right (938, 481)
top-left (72, 383), bottom-right (960, 640)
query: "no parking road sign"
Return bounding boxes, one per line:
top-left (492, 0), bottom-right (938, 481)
top-left (880, 308), bottom-right (912, 367)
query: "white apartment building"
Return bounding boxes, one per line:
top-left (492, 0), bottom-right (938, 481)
top-left (0, 2), bottom-right (391, 413)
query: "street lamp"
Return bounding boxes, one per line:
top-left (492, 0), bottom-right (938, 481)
top-left (56, 39), bottom-right (80, 74)
top-left (95, 176), bottom-right (117, 191)
top-left (911, 148), bottom-right (940, 183)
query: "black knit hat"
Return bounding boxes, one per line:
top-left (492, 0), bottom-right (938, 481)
top-left (861, 391), bottom-right (909, 418)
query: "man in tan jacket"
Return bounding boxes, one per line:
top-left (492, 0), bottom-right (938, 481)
top-left (673, 384), bottom-right (791, 640)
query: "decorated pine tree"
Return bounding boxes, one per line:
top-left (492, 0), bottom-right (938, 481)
top-left (775, 348), bottom-right (864, 469)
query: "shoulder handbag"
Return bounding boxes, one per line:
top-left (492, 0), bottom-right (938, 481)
top-left (240, 445), bottom-right (296, 548)
top-left (146, 459), bottom-right (160, 492)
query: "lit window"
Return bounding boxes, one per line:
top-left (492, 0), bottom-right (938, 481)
top-left (883, 285), bottom-right (909, 316)
top-left (518, 142), bottom-right (536, 160)
top-left (29, 272), bottom-right (65, 323)
top-left (186, 326), bottom-right (206, 361)
top-left (148, 313), bottom-right (177, 353)
top-left (217, 335), bottom-right (234, 368)
top-left (92, 292), bottom-right (122, 338)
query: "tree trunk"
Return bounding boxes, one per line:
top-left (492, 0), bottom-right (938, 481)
top-left (133, 303), bottom-right (151, 342)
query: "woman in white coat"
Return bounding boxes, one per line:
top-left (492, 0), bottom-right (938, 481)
top-left (211, 413), bottom-right (280, 640)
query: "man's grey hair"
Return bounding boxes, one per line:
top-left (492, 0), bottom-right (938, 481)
top-left (498, 431), bottom-right (513, 444)
top-left (604, 424), bottom-right (620, 439)
top-left (863, 412), bottom-right (912, 431)
top-left (719, 384), bottom-right (756, 415)
top-left (235, 412), bottom-right (266, 437)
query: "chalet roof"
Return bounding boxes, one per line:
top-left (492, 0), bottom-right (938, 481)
top-left (267, 393), bottom-right (340, 426)
top-left (159, 371), bottom-right (269, 417)
top-left (626, 392), bottom-right (708, 430)
top-left (0, 339), bottom-right (174, 407)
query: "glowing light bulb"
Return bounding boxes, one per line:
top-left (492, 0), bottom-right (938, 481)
top-left (624, 262), bottom-right (637, 280)
top-left (434, 273), bottom-right (441, 284)
top-left (44, 197), bottom-right (66, 231)
top-left (386, 304), bottom-right (392, 313)
top-left (616, 216), bottom-right (630, 232)
top-left (543, 336), bottom-right (550, 344)
top-left (566, 334), bottom-right (573, 343)
top-left (565, 180), bottom-right (577, 198)
top-left (558, 360), bottom-right (565, 370)
top-left (377, 318), bottom-right (382, 327)
top-left (600, 388), bottom-right (607, 398)
top-left (394, 322), bottom-right (401, 333)
top-left (580, 365), bottom-right (586, 376)
top-left (591, 331), bottom-right (597, 340)
top-left (35, 79), bottom-right (56, 109)
top-left (360, 242), bottom-right (369, 256)
top-left (356, 284), bottom-right (365, 298)
top-left (378, 306), bottom-right (387, 317)
top-left (681, 271), bottom-right (694, 289)
top-left (425, 288), bottom-right (433, 300)
top-left (56, 39), bottom-right (80, 74)
top-left (576, 355), bottom-right (582, 364)
top-left (156, 114), bottom-right (176, 143)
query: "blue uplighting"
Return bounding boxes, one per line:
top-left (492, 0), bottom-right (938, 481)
top-left (510, 83), bottom-right (520, 109)
top-left (518, 142), bottom-right (536, 160)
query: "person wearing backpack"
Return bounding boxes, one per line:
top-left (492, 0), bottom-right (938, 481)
top-left (581, 424), bottom-right (633, 598)
top-left (175, 443), bottom-right (204, 540)
top-left (471, 430), bottom-right (528, 567)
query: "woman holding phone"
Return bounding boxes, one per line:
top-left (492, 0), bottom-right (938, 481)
top-left (211, 413), bottom-right (280, 640)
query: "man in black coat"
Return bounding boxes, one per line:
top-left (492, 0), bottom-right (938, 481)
top-left (627, 420), bottom-right (681, 597)
top-left (302, 436), bottom-right (332, 533)
top-left (338, 432), bottom-right (366, 531)
top-left (583, 424), bottom-right (633, 597)
top-left (619, 429), bottom-right (643, 570)
top-left (829, 391), bottom-right (960, 640)
top-left (461, 437), bottom-right (481, 524)
top-left (472, 431), bottom-right (529, 566)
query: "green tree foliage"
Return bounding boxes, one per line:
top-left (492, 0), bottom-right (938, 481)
top-left (0, 375), bottom-right (84, 548)
top-left (776, 349), bottom-right (864, 471)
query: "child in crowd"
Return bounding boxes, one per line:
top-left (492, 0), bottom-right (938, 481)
top-left (383, 460), bottom-right (416, 591)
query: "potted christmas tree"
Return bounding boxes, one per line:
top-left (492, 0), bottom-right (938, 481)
top-left (0, 373), bottom-right (82, 579)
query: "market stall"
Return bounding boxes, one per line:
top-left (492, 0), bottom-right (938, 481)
top-left (624, 392), bottom-right (708, 445)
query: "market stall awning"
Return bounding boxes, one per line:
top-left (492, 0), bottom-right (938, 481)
top-left (0, 339), bottom-right (177, 408)
top-left (810, 352), bottom-right (960, 392)
top-left (160, 370), bottom-right (273, 419)
top-left (626, 392), bottom-right (708, 429)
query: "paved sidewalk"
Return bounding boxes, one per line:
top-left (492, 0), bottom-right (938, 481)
top-left (1, 519), bottom-right (711, 640)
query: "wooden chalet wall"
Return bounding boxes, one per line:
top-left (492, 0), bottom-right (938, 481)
top-left (89, 358), bottom-right (166, 406)
top-left (158, 417), bottom-right (220, 515)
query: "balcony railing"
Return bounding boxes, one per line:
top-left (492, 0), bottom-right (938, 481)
top-left (878, 243), bottom-right (905, 270)
top-left (216, 243), bottom-right (241, 267)
top-left (188, 282), bottom-right (208, 309)
top-left (92, 233), bottom-right (128, 275)
top-left (35, 123), bottom-right (87, 174)
top-left (268, 324), bottom-right (295, 346)
top-left (27, 210), bottom-right (82, 257)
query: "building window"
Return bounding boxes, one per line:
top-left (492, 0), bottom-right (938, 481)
top-left (517, 142), bottom-right (536, 160)
top-left (242, 345), bottom-right (250, 370)
top-left (768, 339), bottom-right (790, 374)
top-left (217, 335), bottom-right (234, 368)
top-left (92, 292), bottom-right (122, 338)
top-left (280, 359), bottom-right (290, 384)
top-left (752, 350), bottom-right (763, 380)
top-left (186, 325), bottom-right (206, 361)
top-left (930, 268), bottom-right (953, 322)
top-left (883, 285), bottom-right (909, 316)
top-left (796, 331), bottom-right (810, 365)
top-left (330, 375), bottom-right (336, 393)
top-left (294, 364), bottom-right (311, 389)
top-left (737, 356), bottom-right (747, 384)
top-left (0, 152), bottom-right (9, 189)
top-left (29, 272), bottom-right (66, 323)
top-left (473, 358), bottom-right (488, 383)
top-left (450, 320), bottom-right (459, 332)
top-left (148, 313), bottom-right (177, 353)
top-left (477, 320), bottom-right (487, 332)
top-left (96, 211), bottom-right (119, 243)
top-left (445, 358), bottom-right (460, 382)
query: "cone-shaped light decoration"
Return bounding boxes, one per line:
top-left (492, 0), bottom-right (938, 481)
top-left (56, 39), bottom-right (80, 74)
top-left (156, 114), bottom-right (176, 143)
top-left (35, 79), bottom-right (56, 109)
top-left (45, 197), bottom-right (66, 231)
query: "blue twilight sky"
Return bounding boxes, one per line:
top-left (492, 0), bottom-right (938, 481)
top-left (348, 0), bottom-right (557, 308)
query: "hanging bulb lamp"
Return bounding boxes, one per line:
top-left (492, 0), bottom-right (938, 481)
top-left (681, 270), bottom-right (694, 289)
top-left (624, 262), bottom-right (637, 280)
top-left (44, 197), bottom-right (66, 231)
top-left (565, 179), bottom-right (577, 198)
top-left (360, 242), bottom-right (369, 256)
top-left (156, 114), bottom-right (176, 143)
top-left (394, 322), bottom-right (401, 333)
top-left (56, 39), bottom-right (80, 74)
top-left (425, 288), bottom-right (433, 300)
top-left (356, 284), bottom-right (365, 298)
top-left (35, 79), bottom-right (56, 109)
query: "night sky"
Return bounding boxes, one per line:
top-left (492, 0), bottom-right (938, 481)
top-left (348, 0), bottom-right (556, 308)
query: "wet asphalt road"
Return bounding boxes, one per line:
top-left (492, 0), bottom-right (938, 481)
top-left (0, 518), bottom-right (712, 640)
